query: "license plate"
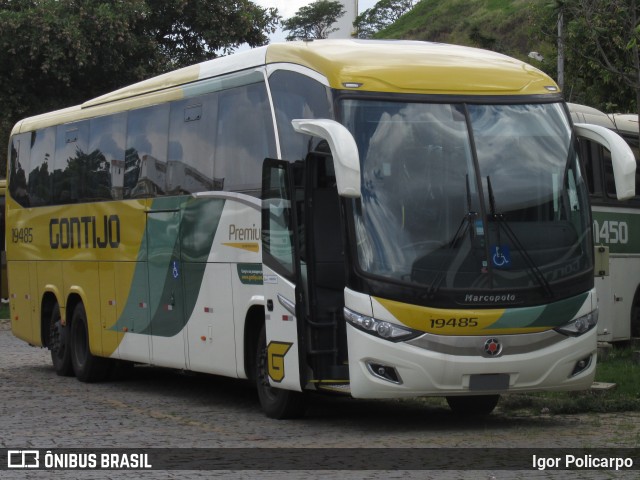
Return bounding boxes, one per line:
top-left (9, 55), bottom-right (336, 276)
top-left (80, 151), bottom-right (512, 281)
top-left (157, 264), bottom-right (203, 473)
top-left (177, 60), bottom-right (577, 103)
top-left (469, 373), bottom-right (510, 391)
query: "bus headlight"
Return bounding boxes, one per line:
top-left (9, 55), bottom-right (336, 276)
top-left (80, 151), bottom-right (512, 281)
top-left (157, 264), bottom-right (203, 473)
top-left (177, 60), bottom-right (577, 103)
top-left (343, 307), bottom-right (422, 342)
top-left (554, 309), bottom-right (598, 337)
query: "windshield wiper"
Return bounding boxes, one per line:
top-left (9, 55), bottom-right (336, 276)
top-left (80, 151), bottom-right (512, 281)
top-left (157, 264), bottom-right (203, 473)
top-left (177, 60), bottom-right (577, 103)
top-left (486, 176), bottom-right (554, 298)
top-left (425, 175), bottom-right (477, 296)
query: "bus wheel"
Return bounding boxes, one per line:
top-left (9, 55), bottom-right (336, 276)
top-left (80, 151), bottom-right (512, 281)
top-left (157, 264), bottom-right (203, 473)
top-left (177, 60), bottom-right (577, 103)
top-left (446, 395), bottom-right (500, 416)
top-left (255, 325), bottom-right (306, 419)
top-left (70, 303), bottom-right (109, 383)
top-left (49, 303), bottom-right (73, 377)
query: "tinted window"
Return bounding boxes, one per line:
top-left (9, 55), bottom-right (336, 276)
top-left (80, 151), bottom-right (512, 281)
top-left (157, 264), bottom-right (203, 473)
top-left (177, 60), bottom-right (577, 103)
top-left (28, 127), bottom-right (56, 206)
top-left (90, 113), bottom-right (126, 200)
top-left (580, 136), bottom-right (640, 204)
top-left (269, 70), bottom-right (332, 161)
top-left (167, 94), bottom-right (217, 194)
top-left (8, 134), bottom-right (31, 207)
top-left (215, 82), bottom-right (276, 194)
top-left (126, 104), bottom-right (170, 198)
top-left (52, 122), bottom-right (90, 204)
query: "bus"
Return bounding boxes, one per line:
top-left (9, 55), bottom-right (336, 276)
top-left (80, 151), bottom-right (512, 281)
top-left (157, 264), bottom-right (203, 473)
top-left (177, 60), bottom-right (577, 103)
top-left (569, 103), bottom-right (640, 342)
top-left (0, 179), bottom-right (6, 301)
top-left (6, 40), bottom-right (636, 418)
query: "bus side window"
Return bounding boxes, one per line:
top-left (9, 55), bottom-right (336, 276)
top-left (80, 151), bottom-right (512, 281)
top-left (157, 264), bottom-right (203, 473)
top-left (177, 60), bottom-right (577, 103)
top-left (8, 134), bottom-right (31, 207)
top-left (53, 121), bottom-right (90, 204)
top-left (577, 138), bottom-right (604, 199)
top-left (28, 127), bottom-right (56, 206)
top-left (89, 113), bottom-right (126, 201)
top-left (126, 104), bottom-right (170, 198)
top-left (167, 93), bottom-right (217, 194)
top-left (268, 70), bottom-right (333, 161)
top-left (603, 148), bottom-right (640, 204)
top-left (214, 82), bottom-right (276, 194)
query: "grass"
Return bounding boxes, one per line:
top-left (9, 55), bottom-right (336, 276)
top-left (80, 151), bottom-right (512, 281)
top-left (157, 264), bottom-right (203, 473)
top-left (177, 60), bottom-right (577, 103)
top-left (500, 344), bottom-right (640, 415)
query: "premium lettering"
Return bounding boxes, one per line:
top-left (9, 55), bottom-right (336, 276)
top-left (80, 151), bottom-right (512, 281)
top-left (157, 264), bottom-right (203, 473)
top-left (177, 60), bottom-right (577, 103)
top-left (49, 215), bottom-right (120, 249)
top-left (228, 223), bottom-right (260, 241)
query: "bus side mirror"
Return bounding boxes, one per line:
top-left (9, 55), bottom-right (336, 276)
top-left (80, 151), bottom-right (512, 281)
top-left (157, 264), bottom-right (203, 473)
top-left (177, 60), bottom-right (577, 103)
top-left (574, 123), bottom-right (636, 200)
top-left (292, 119), bottom-right (361, 198)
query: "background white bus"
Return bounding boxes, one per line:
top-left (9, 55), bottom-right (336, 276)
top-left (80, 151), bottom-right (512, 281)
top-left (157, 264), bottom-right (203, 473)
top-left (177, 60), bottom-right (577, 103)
top-left (570, 103), bottom-right (640, 342)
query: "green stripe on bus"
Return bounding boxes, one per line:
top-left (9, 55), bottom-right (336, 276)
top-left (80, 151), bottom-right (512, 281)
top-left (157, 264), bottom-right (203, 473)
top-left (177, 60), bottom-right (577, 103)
top-left (486, 292), bottom-right (589, 330)
top-left (111, 196), bottom-right (225, 337)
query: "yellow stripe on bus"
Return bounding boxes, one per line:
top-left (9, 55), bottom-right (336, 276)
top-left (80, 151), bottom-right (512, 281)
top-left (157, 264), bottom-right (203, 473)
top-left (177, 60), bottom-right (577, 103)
top-left (373, 297), bottom-right (550, 336)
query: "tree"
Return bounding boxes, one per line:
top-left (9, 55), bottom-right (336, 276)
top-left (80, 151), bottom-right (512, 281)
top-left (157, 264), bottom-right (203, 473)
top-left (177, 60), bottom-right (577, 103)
top-left (282, 0), bottom-right (345, 41)
top-left (353, 0), bottom-right (416, 39)
top-left (529, 1), bottom-right (638, 115)
top-left (0, 0), bottom-right (279, 174)
top-left (145, 0), bottom-right (280, 66)
top-left (545, 0), bottom-right (639, 115)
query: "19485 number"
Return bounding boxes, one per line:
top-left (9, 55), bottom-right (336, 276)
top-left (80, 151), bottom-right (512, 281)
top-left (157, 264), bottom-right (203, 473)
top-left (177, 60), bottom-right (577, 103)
top-left (430, 317), bottom-right (479, 328)
top-left (11, 227), bottom-right (33, 244)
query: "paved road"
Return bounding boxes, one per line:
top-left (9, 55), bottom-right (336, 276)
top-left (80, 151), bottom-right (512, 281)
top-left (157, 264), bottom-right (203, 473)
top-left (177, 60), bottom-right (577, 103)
top-left (1, 319), bottom-right (639, 479)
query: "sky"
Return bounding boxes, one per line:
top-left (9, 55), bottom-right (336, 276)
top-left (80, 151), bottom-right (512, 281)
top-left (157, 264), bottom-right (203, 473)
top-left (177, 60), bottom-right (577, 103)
top-left (252, 0), bottom-right (379, 43)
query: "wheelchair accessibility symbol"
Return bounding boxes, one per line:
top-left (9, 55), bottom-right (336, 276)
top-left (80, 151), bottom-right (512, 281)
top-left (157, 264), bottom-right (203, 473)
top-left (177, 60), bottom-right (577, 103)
top-left (491, 245), bottom-right (511, 269)
top-left (172, 261), bottom-right (180, 279)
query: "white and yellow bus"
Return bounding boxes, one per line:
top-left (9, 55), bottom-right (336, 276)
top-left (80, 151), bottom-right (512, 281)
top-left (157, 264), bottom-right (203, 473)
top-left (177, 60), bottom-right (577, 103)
top-left (569, 103), bottom-right (640, 342)
top-left (0, 179), bottom-right (6, 300)
top-left (6, 40), bottom-right (636, 418)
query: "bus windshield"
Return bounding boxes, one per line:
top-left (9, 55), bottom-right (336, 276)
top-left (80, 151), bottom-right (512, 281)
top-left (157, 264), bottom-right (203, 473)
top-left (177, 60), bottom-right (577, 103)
top-left (342, 100), bottom-right (592, 297)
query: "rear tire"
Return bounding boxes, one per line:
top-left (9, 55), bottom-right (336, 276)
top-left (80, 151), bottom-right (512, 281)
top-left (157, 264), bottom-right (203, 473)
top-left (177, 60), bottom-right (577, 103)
top-left (49, 303), bottom-right (73, 377)
top-left (255, 325), bottom-right (306, 419)
top-left (446, 395), bottom-right (500, 416)
top-left (70, 303), bottom-right (110, 382)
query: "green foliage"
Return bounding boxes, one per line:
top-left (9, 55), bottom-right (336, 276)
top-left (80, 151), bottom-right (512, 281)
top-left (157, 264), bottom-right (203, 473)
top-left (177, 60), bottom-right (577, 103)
top-left (353, 0), bottom-right (416, 39)
top-left (377, 0), bottom-right (534, 60)
top-left (560, 0), bottom-right (639, 113)
top-left (376, 0), bottom-right (640, 117)
top-left (145, 0), bottom-right (280, 65)
top-left (0, 0), bottom-right (279, 175)
top-left (281, 0), bottom-right (345, 41)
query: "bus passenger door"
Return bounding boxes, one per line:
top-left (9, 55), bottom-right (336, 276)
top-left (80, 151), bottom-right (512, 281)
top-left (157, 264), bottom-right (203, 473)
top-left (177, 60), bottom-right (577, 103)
top-left (146, 206), bottom-right (187, 368)
top-left (261, 159), bottom-right (306, 393)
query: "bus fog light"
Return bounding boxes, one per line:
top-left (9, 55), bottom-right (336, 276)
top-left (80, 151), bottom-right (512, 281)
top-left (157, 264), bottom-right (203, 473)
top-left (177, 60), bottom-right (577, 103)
top-left (366, 362), bottom-right (402, 384)
top-left (570, 354), bottom-right (593, 377)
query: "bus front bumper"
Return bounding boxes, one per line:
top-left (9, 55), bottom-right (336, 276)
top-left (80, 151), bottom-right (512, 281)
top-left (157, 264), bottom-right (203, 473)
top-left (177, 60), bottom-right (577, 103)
top-left (346, 324), bottom-right (597, 398)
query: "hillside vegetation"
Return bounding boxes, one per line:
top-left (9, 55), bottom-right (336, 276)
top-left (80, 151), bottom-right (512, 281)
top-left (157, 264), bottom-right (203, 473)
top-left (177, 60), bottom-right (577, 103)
top-left (378, 0), bottom-right (552, 71)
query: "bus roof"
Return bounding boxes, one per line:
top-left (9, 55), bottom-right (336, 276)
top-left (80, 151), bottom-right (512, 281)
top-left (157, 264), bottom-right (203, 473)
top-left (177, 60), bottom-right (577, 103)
top-left (13, 40), bottom-right (559, 135)
top-left (568, 102), bottom-right (639, 138)
top-left (265, 40), bottom-right (557, 96)
top-left (568, 102), bottom-right (616, 129)
top-left (610, 114), bottom-right (639, 136)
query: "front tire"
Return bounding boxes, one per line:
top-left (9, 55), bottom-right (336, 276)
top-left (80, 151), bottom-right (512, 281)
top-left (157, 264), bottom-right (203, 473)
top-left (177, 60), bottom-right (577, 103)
top-left (255, 325), bottom-right (306, 419)
top-left (70, 303), bottom-right (110, 382)
top-left (49, 303), bottom-right (73, 377)
top-left (446, 395), bottom-right (500, 416)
